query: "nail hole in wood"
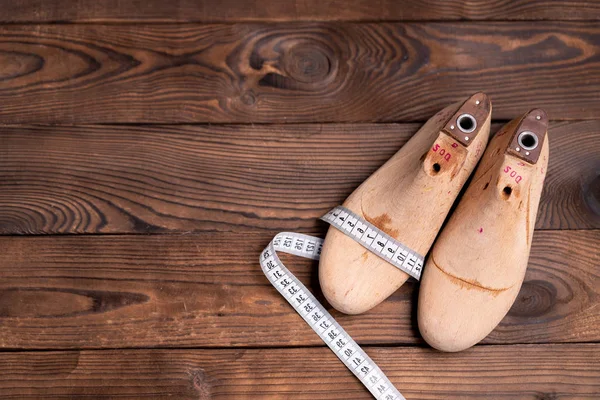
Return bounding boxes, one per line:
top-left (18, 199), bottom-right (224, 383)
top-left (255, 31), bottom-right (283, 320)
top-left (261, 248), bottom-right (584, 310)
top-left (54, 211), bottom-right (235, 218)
top-left (503, 186), bottom-right (512, 198)
top-left (432, 163), bottom-right (441, 173)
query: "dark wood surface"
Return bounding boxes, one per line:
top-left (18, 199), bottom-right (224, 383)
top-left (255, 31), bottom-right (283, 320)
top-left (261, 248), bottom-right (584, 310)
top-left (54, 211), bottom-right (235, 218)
top-left (1, 23), bottom-right (600, 124)
top-left (0, 345), bottom-right (598, 399)
top-left (0, 1), bottom-right (598, 398)
top-left (0, 230), bottom-right (597, 349)
top-left (2, 0), bottom-right (600, 22)
top-left (0, 122), bottom-right (598, 234)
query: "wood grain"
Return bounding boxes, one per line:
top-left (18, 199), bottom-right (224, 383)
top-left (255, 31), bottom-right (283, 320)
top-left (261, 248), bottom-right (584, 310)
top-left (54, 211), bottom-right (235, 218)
top-left (538, 121), bottom-right (600, 230)
top-left (0, 122), bottom-right (597, 235)
top-left (0, 229), bottom-right (596, 349)
top-left (1, 23), bottom-right (600, 123)
top-left (0, 345), bottom-right (598, 398)
top-left (2, 0), bottom-right (600, 22)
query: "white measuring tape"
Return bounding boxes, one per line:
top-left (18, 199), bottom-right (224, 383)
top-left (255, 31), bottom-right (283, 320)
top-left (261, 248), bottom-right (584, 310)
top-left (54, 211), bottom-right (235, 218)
top-left (321, 206), bottom-right (424, 280)
top-left (260, 206), bottom-right (425, 399)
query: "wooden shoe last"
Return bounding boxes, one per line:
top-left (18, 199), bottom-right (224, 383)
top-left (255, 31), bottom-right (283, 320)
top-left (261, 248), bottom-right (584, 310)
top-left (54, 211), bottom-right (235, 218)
top-left (418, 109), bottom-right (549, 351)
top-left (319, 93), bottom-right (492, 314)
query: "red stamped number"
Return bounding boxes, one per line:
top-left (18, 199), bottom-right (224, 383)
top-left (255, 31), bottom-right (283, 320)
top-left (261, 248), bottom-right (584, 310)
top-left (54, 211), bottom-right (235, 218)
top-left (432, 143), bottom-right (456, 161)
top-left (503, 166), bottom-right (523, 184)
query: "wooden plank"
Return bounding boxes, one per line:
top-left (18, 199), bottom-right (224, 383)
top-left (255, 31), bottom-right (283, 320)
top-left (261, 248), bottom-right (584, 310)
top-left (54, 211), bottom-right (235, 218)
top-left (0, 23), bottom-right (599, 123)
top-left (2, 0), bottom-right (600, 22)
top-left (0, 230), bottom-right (596, 349)
top-left (0, 345), bottom-right (598, 398)
top-left (0, 122), bottom-right (597, 235)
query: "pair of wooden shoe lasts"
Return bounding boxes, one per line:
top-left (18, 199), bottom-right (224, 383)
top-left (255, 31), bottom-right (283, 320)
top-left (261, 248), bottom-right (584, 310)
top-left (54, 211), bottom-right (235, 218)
top-left (319, 93), bottom-right (549, 352)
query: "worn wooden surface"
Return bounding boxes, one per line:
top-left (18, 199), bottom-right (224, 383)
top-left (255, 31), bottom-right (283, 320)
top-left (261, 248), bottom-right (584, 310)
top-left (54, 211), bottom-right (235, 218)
top-left (2, 0), bottom-right (600, 22)
top-left (0, 345), bottom-right (599, 399)
top-left (0, 230), bottom-right (597, 349)
top-left (0, 1), bottom-right (598, 398)
top-left (0, 122), bottom-right (598, 235)
top-left (1, 23), bottom-right (600, 123)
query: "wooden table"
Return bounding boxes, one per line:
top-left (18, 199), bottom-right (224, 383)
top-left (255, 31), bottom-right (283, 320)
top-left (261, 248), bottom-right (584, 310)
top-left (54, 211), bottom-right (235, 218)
top-left (0, 1), bottom-right (599, 398)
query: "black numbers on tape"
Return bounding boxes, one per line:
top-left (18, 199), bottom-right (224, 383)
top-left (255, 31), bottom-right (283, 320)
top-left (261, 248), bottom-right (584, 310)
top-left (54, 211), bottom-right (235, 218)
top-left (283, 236), bottom-right (293, 248)
top-left (295, 294), bottom-right (307, 304)
top-left (272, 270), bottom-right (283, 279)
top-left (322, 206), bottom-right (423, 282)
top-left (262, 229), bottom-right (405, 400)
top-left (279, 278), bottom-right (291, 287)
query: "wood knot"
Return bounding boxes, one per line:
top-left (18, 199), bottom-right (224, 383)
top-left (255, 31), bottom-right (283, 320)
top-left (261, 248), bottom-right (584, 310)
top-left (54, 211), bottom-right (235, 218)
top-left (282, 43), bottom-right (332, 84)
top-left (582, 172), bottom-right (600, 218)
top-left (244, 31), bottom-right (339, 93)
top-left (0, 288), bottom-right (149, 318)
top-left (240, 91), bottom-right (256, 106)
top-left (508, 280), bottom-right (556, 318)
